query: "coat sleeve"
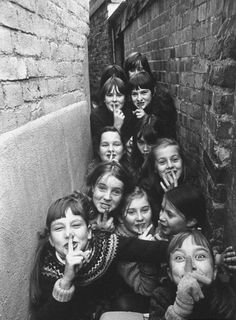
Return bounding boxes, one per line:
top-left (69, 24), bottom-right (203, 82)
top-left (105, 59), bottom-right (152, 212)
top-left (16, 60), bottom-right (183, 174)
top-left (32, 276), bottom-right (74, 320)
top-left (116, 237), bottom-right (168, 265)
top-left (149, 286), bottom-right (174, 320)
top-left (117, 261), bottom-right (158, 296)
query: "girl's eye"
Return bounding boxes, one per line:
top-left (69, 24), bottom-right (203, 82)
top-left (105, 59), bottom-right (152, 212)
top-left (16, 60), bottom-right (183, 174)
top-left (71, 223), bottom-right (81, 228)
top-left (97, 184), bottom-right (106, 191)
top-left (127, 209), bottom-right (135, 215)
top-left (196, 253), bottom-right (207, 260)
top-left (106, 93), bottom-right (113, 97)
top-left (141, 206), bottom-right (150, 213)
top-left (137, 140), bottom-right (145, 145)
top-left (112, 189), bottom-right (122, 196)
top-left (53, 226), bottom-right (64, 231)
top-left (131, 92), bottom-right (138, 97)
top-left (174, 255), bottom-right (185, 262)
top-left (158, 160), bottom-right (166, 165)
top-left (114, 142), bottom-right (121, 147)
top-left (101, 143), bottom-right (109, 147)
top-left (172, 156), bottom-right (180, 162)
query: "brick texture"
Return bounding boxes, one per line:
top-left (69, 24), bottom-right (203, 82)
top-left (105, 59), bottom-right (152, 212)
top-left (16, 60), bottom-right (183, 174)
top-left (0, 0), bottom-right (89, 134)
top-left (88, 0), bottom-right (236, 248)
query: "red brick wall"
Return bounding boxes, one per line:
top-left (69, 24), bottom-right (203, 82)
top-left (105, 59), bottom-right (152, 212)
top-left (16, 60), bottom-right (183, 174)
top-left (122, 0), bottom-right (236, 246)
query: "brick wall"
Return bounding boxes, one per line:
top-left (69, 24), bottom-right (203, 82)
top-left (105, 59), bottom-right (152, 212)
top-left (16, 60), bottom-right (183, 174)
top-left (0, 0), bottom-right (89, 135)
top-left (112, 0), bottom-right (236, 246)
top-left (88, 0), bottom-right (113, 100)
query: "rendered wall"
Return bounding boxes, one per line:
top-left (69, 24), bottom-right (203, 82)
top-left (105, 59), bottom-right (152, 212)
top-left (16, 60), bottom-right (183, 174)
top-left (0, 102), bottom-right (92, 320)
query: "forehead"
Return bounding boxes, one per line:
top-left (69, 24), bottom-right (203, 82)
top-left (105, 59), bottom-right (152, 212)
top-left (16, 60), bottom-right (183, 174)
top-left (154, 144), bottom-right (179, 158)
top-left (129, 194), bottom-right (149, 208)
top-left (101, 131), bottom-right (121, 142)
top-left (96, 173), bottom-right (123, 188)
top-left (172, 236), bottom-right (211, 255)
top-left (51, 208), bottom-right (84, 225)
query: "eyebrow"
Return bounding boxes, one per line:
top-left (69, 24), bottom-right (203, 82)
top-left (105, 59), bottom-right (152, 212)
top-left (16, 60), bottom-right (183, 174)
top-left (172, 247), bottom-right (210, 254)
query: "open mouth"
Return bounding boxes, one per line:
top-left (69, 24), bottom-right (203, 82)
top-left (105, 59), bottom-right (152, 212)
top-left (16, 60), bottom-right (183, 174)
top-left (135, 223), bottom-right (146, 234)
top-left (100, 203), bottom-right (111, 211)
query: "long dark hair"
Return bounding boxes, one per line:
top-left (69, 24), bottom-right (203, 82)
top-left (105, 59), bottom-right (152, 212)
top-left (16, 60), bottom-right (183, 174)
top-left (86, 161), bottom-right (134, 218)
top-left (165, 185), bottom-right (208, 234)
top-left (29, 192), bottom-right (92, 309)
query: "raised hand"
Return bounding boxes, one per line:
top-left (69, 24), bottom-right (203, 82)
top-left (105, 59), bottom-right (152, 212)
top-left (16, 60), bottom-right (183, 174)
top-left (222, 246), bottom-right (236, 272)
top-left (133, 108), bottom-right (147, 119)
top-left (160, 170), bottom-right (178, 192)
top-left (138, 224), bottom-right (154, 241)
top-left (113, 108), bottom-right (125, 130)
top-left (96, 211), bottom-right (115, 232)
top-left (61, 234), bottom-right (90, 290)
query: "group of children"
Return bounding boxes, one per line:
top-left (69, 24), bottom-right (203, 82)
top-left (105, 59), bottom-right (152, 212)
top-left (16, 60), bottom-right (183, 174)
top-left (29, 52), bottom-right (236, 320)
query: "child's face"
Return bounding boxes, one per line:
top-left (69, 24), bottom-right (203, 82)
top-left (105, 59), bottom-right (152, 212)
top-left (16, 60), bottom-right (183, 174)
top-left (137, 135), bottom-right (152, 159)
top-left (159, 196), bottom-right (187, 237)
top-left (92, 173), bottom-right (124, 214)
top-left (99, 131), bottom-right (124, 162)
top-left (131, 87), bottom-right (152, 110)
top-left (123, 195), bottom-right (152, 235)
top-left (154, 145), bottom-right (182, 180)
top-left (49, 208), bottom-right (91, 259)
top-left (105, 85), bottom-right (125, 112)
top-left (169, 235), bottom-right (216, 286)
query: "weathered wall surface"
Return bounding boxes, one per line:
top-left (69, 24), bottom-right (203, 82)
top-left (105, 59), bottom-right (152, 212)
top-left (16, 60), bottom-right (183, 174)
top-left (0, 0), bottom-right (91, 319)
top-left (0, 102), bottom-right (92, 320)
top-left (0, 0), bottom-right (90, 134)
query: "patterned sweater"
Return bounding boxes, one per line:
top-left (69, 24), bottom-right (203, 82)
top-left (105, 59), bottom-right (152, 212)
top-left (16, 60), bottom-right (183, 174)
top-left (31, 230), bottom-right (168, 320)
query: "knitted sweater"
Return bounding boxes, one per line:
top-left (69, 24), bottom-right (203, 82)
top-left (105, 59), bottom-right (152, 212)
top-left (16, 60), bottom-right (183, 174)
top-left (115, 224), bottom-right (158, 296)
top-left (149, 278), bottom-right (236, 320)
top-left (31, 230), bottom-right (168, 320)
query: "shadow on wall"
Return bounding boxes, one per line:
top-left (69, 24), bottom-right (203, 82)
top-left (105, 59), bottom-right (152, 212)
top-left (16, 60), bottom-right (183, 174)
top-left (0, 101), bottom-right (92, 320)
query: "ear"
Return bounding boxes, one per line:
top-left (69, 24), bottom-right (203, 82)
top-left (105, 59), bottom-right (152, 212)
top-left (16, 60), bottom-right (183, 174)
top-left (213, 264), bottom-right (218, 280)
top-left (167, 266), bottom-right (173, 281)
top-left (49, 235), bottom-right (54, 247)
top-left (186, 218), bottom-right (197, 228)
top-left (87, 225), bottom-right (92, 240)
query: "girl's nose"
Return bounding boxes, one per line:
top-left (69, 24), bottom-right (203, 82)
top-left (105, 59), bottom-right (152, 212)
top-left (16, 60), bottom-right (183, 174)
top-left (143, 143), bottom-right (149, 152)
top-left (167, 159), bottom-right (173, 168)
top-left (108, 144), bottom-right (113, 151)
top-left (112, 93), bottom-right (117, 101)
top-left (137, 92), bottom-right (142, 100)
top-left (184, 255), bottom-right (196, 273)
top-left (159, 210), bottom-right (166, 221)
top-left (137, 210), bottom-right (144, 221)
top-left (104, 190), bottom-right (111, 201)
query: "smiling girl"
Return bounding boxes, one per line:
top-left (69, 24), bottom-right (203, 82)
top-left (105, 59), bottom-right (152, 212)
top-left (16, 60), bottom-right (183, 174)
top-left (86, 161), bottom-right (133, 231)
top-left (140, 138), bottom-right (200, 216)
top-left (29, 192), bottom-right (169, 320)
top-left (90, 76), bottom-right (134, 151)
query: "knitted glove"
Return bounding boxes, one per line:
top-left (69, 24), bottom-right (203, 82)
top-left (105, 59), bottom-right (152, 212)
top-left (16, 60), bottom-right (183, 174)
top-left (165, 273), bottom-right (204, 320)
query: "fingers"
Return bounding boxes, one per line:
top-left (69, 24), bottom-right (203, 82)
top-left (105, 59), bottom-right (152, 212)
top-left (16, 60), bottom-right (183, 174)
top-left (160, 181), bottom-right (168, 192)
top-left (191, 271), bottom-right (212, 285)
top-left (184, 255), bottom-right (193, 273)
top-left (68, 233), bottom-right (74, 255)
top-left (142, 224), bottom-right (153, 237)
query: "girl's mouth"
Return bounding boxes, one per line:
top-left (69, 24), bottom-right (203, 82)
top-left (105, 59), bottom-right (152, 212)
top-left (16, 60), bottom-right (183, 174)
top-left (100, 203), bottom-right (111, 211)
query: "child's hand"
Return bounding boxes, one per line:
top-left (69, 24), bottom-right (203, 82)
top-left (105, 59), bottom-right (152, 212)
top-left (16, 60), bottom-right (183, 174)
top-left (133, 108), bottom-right (146, 119)
top-left (62, 234), bottom-right (90, 289)
top-left (160, 170), bottom-right (178, 192)
top-left (222, 246), bottom-right (236, 271)
top-left (138, 224), bottom-right (154, 241)
top-left (96, 211), bottom-right (114, 232)
top-left (113, 108), bottom-right (125, 130)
